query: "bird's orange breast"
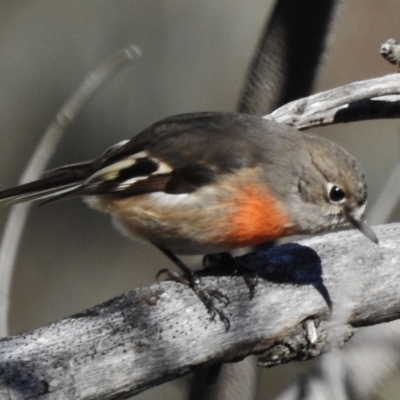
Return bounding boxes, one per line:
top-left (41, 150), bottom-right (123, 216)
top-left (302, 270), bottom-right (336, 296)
top-left (223, 183), bottom-right (294, 248)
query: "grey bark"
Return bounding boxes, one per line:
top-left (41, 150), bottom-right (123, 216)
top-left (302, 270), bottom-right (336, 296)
top-left (0, 224), bottom-right (399, 399)
top-left (268, 73), bottom-right (400, 129)
top-left (274, 321), bottom-right (400, 400)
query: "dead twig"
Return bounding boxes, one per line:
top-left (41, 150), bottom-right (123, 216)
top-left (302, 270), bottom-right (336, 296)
top-left (0, 45), bottom-right (140, 337)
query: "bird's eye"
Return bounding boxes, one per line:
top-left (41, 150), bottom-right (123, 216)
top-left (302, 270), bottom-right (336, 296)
top-left (327, 183), bottom-right (346, 204)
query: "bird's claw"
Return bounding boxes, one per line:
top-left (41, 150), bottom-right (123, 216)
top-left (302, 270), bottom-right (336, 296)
top-left (202, 252), bottom-right (259, 299)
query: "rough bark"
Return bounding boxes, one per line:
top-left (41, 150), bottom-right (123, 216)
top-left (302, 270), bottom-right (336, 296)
top-left (0, 224), bottom-right (399, 399)
top-left (269, 73), bottom-right (400, 129)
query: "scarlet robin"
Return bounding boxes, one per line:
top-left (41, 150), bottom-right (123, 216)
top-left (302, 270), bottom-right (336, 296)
top-left (0, 112), bottom-right (377, 325)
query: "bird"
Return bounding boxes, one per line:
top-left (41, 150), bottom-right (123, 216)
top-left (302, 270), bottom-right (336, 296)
top-left (0, 112), bottom-right (377, 326)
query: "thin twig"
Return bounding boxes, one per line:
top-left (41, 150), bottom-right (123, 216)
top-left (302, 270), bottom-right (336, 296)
top-left (0, 45), bottom-right (140, 337)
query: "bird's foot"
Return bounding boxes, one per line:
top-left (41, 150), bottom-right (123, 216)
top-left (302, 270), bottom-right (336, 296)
top-left (202, 252), bottom-right (258, 299)
top-left (155, 247), bottom-right (231, 331)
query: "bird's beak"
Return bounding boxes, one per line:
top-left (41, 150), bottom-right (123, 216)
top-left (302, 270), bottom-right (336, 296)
top-left (347, 215), bottom-right (379, 244)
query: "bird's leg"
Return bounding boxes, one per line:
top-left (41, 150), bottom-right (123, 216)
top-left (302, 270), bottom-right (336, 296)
top-left (155, 246), bottom-right (231, 331)
top-left (156, 246), bottom-right (194, 283)
top-left (202, 252), bottom-right (258, 300)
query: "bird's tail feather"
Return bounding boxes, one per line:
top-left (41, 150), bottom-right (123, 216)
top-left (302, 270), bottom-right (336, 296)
top-left (0, 161), bottom-right (94, 206)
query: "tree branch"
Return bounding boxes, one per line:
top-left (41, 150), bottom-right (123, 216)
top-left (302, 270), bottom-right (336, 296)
top-left (273, 320), bottom-right (400, 400)
top-left (0, 224), bottom-right (399, 399)
top-left (268, 73), bottom-right (400, 129)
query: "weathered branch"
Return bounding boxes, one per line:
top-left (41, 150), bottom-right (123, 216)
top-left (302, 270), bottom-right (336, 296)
top-left (1, 224), bottom-right (399, 399)
top-left (268, 73), bottom-right (400, 129)
top-left (274, 320), bottom-right (400, 400)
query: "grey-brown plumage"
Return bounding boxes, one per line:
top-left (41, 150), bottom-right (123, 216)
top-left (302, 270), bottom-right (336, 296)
top-left (0, 112), bottom-right (377, 253)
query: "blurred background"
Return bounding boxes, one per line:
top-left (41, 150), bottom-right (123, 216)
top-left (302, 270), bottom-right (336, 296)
top-left (0, 1), bottom-right (399, 399)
